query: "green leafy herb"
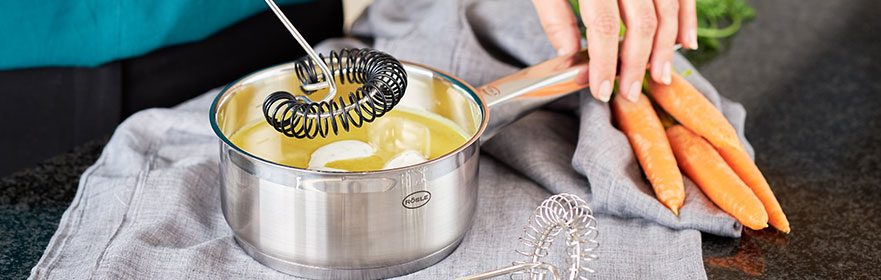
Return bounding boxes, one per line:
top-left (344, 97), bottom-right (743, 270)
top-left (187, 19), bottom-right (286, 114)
top-left (566, 0), bottom-right (756, 50)
top-left (695, 0), bottom-right (756, 50)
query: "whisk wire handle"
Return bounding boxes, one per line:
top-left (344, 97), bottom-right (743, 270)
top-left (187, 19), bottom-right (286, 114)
top-left (263, 0), bottom-right (336, 98)
top-left (262, 48), bottom-right (407, 139)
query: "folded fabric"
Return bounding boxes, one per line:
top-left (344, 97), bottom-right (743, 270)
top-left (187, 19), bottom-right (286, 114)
top-left (30, 90), bottom-right (709, 280)
top-left (348, 0), bottom-right (747, 235)
top-left (32, 0), bottom-right (755, 279)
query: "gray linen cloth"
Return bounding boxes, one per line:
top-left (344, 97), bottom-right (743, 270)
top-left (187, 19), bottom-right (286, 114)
top-left (31, 0), bottom-right (754, 279)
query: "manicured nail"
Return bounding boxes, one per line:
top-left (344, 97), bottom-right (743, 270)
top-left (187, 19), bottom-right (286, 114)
top-left (662, 61), bottom-right (672, 85)
top-left (598, 80), bottom-right (612, 102)
top-left (557, 46), bottom-right (574, 56)
top-left (627, 81), bottom-right (641, 102)
top-left (688, 29), bottom-right (699, 50)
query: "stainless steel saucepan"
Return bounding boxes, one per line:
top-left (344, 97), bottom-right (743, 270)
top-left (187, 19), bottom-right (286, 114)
top-left (210, 49), bottom-right (591, 279)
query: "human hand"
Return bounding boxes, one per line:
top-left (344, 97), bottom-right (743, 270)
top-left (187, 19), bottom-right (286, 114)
top-left (531, 0), bottom-right (697, 102)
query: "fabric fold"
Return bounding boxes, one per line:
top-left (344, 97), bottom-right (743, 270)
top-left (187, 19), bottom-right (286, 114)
top-left (32, 0), bottom-right (756, 279)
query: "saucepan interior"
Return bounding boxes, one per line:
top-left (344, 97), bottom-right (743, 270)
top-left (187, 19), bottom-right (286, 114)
top-left (210, 61), bottom-right (488, 174)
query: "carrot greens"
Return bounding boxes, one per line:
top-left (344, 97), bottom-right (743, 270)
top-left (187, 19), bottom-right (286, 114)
top-left (566, 0), bottom-right (756, 50)
top-left (695, 0), bottom-right (756, 50)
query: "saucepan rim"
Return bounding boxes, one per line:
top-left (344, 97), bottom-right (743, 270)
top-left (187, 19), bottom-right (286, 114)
top-left (209, 61), bottom-right (488, 175)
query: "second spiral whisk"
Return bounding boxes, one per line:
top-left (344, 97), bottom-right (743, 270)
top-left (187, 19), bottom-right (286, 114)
top-left (458, 193), bottom-right (599, 280)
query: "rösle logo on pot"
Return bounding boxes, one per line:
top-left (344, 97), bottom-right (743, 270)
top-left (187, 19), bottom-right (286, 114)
top-left (402, 191), bottom-right (431, 209)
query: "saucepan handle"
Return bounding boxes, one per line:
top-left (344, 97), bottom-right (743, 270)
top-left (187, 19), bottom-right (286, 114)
top-left (477, 49), bottom-right (590, 140)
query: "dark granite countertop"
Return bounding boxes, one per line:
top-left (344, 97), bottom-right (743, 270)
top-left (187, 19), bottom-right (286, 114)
top-left (1, 138), bottom-right (107, 278)
top-left (697, 0), bottom-right (881, 277)
top-left (3, 0), bottom-right (880, 278)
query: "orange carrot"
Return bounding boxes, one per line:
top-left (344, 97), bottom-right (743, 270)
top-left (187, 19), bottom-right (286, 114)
top-left (717, 145), bottom-right (790, 233)
top-left (666, 125), bottom-right (768, 230)
top-left (648, 73), bottom-right (743, 152)
top-left (612, 93), bottom-right (684, 215)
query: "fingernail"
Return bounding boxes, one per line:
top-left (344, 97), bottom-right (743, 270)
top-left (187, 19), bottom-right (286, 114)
top-left (627, 81), bottom-right (641, 102)
top-left (662, 61), bottom-right (672, 85)
top-left (598, 80), bottom-right (612, 102)
top-left (557, 46), bottom-right (574, 56)
top-left (688, 29), bottom-right (699, 50)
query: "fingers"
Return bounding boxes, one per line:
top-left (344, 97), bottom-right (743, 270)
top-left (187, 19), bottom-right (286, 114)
top-left (546, 0), bottom-right (692, 102)
top-left (650, 0), bottom-right (679, 85)
top-left (580, 0), bottom-right (621, 102)
top-left (618, 0), bottom-right (657, 101)
top-left (678, 0), bottom-right (698, 49)
top-left (531, 0), bottom-right (582, 56)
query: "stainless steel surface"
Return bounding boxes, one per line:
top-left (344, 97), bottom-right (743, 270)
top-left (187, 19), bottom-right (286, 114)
top-left (212, 63), bottom-right (484, 279)
top-left (459, 194), bottom-right (598, 280)
top-left (479, 49), bottom-right (590, 140)
top-left (263, 0), bottom-right (336, 99)
top-left (218, 131), bottom-right (480, 263)
top-left (236, 229), bottom-right (465, 279)
top-left (210, 49), bottom-right (594, 279)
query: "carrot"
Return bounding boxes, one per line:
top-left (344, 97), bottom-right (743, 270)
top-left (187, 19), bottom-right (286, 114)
top-left (648, 73), bottom-right (743, 152)
top-left (717, 145), bottom-right (790, 233)
top-left (647, 72), bottom-right (790, 232)
top-left (666, 125), bottom-right (768, 230)
top-left (612, 93), bottom-right (684, 215)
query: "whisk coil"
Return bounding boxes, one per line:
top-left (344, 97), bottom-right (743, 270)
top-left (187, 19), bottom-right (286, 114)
top-left (514, 193), bottom-right (599, 280)
top-left (262, 48), bottom-right (407, 139)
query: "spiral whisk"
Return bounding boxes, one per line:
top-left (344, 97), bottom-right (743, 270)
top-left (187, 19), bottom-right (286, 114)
top-left (262, 48), bottom-right (407, 138)
top-left (515, 193), bottom-right (599, 280)
top-left (459, 193), bottom-right (598, 280)
top-left (260, 0), bottom-right (407, 139)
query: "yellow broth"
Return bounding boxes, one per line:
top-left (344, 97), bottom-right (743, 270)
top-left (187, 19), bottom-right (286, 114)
top-left (229, 108), bottom-right (469, 171)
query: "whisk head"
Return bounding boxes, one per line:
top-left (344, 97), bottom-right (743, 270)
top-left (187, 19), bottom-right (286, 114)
top-left (514, 193), bottom-right (599, 280)
top-left (262, 48), bottom-right (407, 139)
top-left (456, 193), bottom-right (598, 280)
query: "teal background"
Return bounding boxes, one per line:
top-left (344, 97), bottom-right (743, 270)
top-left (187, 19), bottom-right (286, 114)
top-left (0, 0), bottom-right (307, 70)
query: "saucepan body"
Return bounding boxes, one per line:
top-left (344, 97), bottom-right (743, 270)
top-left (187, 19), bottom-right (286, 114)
top-left (211, 62), bottom-right (488, 279)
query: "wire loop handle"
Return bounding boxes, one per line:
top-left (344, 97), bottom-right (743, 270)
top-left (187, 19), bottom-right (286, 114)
top-left (458, 262), bottom-right (560, 280)
top-left (264, 0), bottom-right (336, 100)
